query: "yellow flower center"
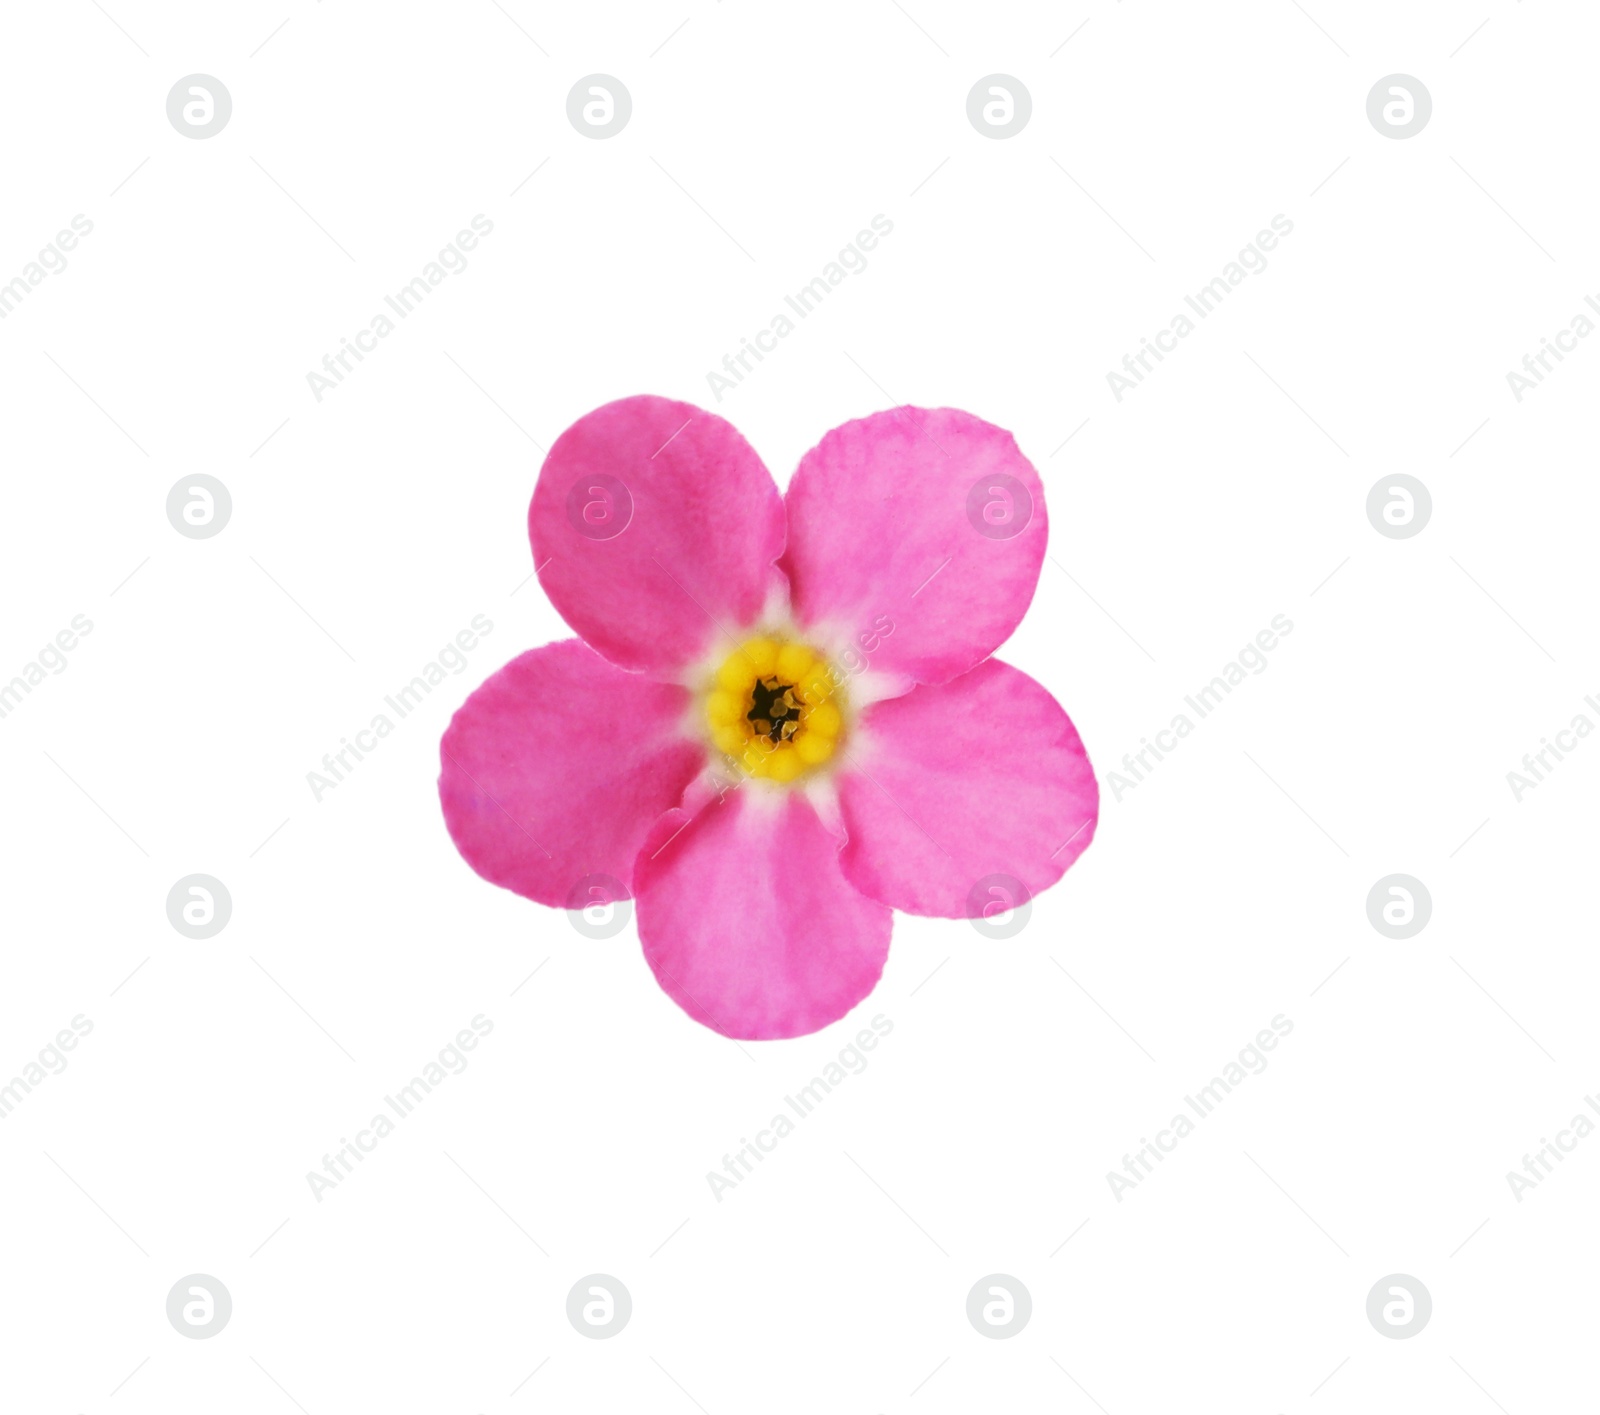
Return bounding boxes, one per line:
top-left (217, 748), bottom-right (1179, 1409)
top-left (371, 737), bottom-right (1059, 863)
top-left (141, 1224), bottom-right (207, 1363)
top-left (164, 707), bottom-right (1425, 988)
top-left (704, 636), bottom-right (845, 782)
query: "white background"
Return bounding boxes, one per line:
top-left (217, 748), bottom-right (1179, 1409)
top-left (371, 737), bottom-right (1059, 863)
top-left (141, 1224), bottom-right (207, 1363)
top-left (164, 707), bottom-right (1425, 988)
top-left (2, 1), bottom-right (1597, 1411)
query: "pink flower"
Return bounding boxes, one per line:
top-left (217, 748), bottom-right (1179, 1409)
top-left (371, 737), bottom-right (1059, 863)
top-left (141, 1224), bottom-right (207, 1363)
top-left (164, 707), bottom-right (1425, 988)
top-left (439, 396), bottom-right (1098, 1040)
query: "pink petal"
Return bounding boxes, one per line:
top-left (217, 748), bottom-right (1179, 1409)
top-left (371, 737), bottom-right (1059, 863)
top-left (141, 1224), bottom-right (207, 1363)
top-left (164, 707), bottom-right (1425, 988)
top-left (781, 407), bottom-right (1047, 685)
top-left (634, 790), bottom-right (892, 1040)
top-left (439, 639), bottom-right (704, 908)
top-left (837, 659), bottom-right (1098, 918)
top-left (529, 396), bottom-right (786, 677)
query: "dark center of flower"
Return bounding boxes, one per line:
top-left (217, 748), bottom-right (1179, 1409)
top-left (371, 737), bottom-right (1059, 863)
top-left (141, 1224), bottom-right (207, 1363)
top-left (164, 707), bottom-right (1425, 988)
top-left (747, 677), bottom-right (802, 744)
top-left (706, 636), bottom-right (843, 782)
